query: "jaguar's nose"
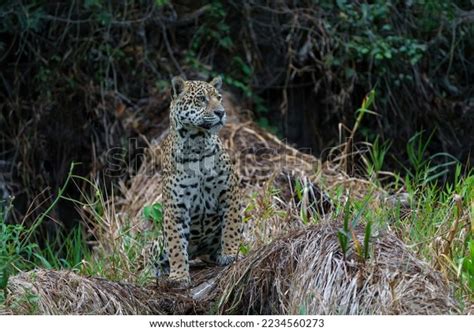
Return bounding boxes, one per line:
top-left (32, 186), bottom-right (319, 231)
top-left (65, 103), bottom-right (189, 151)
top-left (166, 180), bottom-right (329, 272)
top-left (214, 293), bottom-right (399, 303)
top-left (214, 109), bottom-right (225, 119)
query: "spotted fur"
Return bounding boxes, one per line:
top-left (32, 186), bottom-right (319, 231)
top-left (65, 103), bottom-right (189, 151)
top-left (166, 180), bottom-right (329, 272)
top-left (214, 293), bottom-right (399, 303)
top-left (155, 76), bottom-right (242, 287)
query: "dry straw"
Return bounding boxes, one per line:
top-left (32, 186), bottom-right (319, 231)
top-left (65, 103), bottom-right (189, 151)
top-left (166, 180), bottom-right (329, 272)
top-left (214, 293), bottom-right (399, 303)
top-left (217, 223), bottom-right (460, 314)
top-left (4, 223), bottom-right (459, 315)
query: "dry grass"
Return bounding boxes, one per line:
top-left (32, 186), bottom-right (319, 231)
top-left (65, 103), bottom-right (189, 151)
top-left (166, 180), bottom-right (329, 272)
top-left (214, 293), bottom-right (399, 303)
top-left (5, 269), bottom-right (163, 314)
top-left (3, 269), bottom-right (207, 315)
top-left (217, 223), bottom-right (460, 315)
top-left (3, 222), bottom-right (460, 315)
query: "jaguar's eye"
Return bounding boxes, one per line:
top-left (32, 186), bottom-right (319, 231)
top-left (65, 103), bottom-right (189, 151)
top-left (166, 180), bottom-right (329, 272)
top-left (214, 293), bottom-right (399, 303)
top-left (216, 95), bottom-right (222, 102)
top-left (197, 95), bottom-right (207, 103)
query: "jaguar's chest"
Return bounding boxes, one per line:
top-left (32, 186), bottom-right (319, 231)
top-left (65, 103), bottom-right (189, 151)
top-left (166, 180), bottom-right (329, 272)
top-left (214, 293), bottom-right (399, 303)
top-left (166, 133), bottom-right (230, 225)
top-left (172, 168), bottom-right (228, 213)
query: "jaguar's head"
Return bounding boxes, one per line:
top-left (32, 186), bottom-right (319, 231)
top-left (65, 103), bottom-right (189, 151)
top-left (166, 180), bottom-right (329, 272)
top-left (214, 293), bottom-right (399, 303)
top-left (170, 76), bottom-right (225, 134)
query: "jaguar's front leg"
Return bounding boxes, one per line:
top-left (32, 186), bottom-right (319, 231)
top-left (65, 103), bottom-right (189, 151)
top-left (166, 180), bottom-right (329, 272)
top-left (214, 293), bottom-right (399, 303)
top-left (217, 185), bottom-right (242, 266)
top-left (163, 207), bottom-right (191, 288)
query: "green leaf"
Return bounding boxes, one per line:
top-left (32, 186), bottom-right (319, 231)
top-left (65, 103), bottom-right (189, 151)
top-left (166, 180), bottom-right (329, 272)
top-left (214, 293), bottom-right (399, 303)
top-left (363, 220), bottom-right (372, 260)
top-left (155, 0), bottom-right (169, 7)
top-left (0, 268), bottom-right (9, 290)
top-left (351, 194), bottom-right (371, 228)
top-left (343, 197), bottom-right (351, 232)
top-left (336, 0), bottom-right (348, 9)
top-left (295, 179), bottom-right (303, 201)
top-left (239, 244), bottom-right (250, 255)
top-left (337, 230), bottom-right (349, 257)
top-left (143, 203), bottom-right (164, 226)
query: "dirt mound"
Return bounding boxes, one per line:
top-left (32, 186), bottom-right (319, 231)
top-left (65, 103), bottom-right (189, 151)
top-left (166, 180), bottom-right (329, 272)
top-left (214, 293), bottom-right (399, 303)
top-left (217, 223), bottom-right (460, 314)
top-left (3, 269), bottom-right (204, 315)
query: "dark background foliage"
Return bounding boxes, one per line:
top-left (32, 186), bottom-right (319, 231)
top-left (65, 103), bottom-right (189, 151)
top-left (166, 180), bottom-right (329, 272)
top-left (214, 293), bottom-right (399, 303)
top-left (0, 0), bottom-right (473, 233)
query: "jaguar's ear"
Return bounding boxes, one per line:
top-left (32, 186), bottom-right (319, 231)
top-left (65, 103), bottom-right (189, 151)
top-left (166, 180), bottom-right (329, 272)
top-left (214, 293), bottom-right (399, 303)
top-left (171, 76), bottom-right (185, 99)
top-left (210, 76), bottom-right (222, 91)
